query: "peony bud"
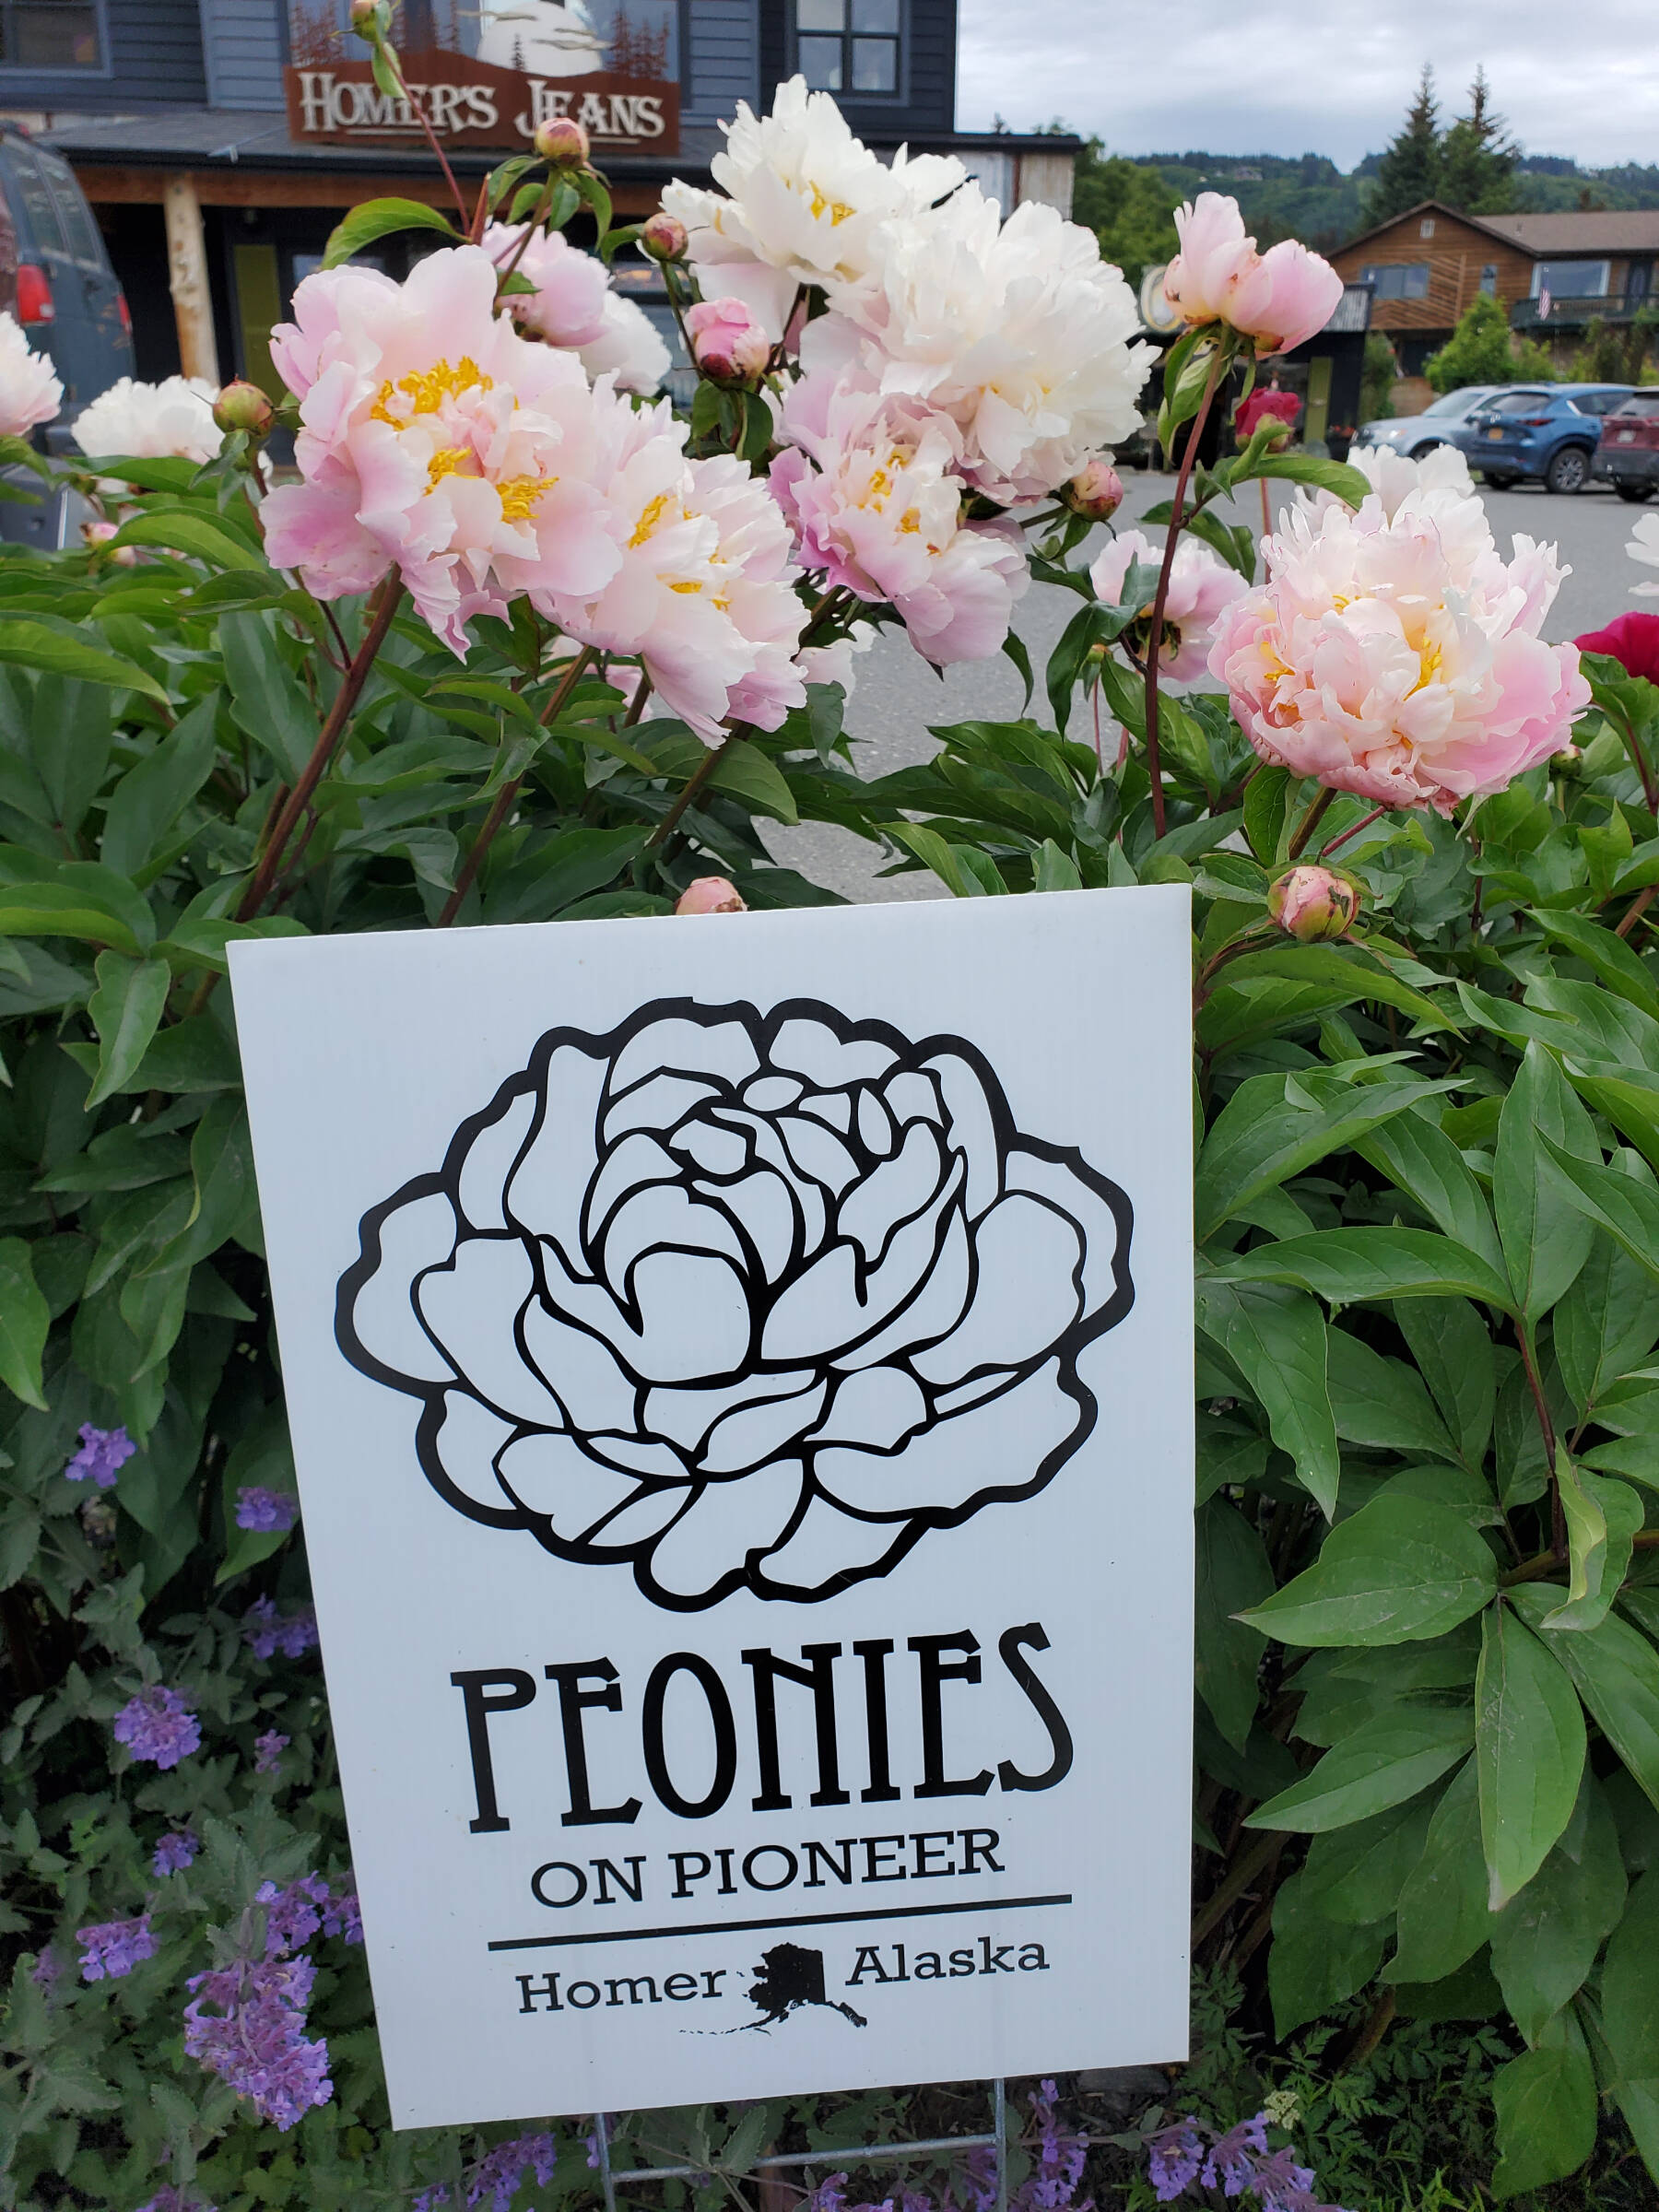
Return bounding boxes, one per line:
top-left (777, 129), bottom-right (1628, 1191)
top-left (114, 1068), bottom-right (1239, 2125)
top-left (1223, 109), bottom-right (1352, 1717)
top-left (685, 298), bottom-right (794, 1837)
top-left (1551, 744), bottom-right (1583, 774)
top-left (1268, 865), bottom-right (1359, 944)
top-left (675, 877), bottom-right (747, 915)
top-left (1063, 457), bottom-right (1124, 523)
top-left (81, 518), bottom-right (135, 565)
top-left (347, 0), bottom-right (380, 29)
top-left (686, 296), bottom-right (771, 385)
top-left (534, 115), bottom-right (590, 168)
top-left (213, 380), bottom-right (275, 439)
top-left (641, 211), bottom-right (688, 263)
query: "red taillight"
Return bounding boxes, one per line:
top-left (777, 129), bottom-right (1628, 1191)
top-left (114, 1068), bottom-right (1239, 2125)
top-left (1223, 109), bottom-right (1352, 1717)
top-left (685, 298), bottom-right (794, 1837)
top-left (116, 288), bottom-right (132, 336)
top-left (1519, 415), bottom-right (1551, 428)
top-left (16, 264), bottom-right (53, 324)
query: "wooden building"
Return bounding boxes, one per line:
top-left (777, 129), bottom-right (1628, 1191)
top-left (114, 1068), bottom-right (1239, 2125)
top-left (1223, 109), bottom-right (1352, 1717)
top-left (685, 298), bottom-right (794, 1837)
top-left (0, 0), bottom-right (1077, 385)
top-left (1332, 199), bottom-right (1659, 376)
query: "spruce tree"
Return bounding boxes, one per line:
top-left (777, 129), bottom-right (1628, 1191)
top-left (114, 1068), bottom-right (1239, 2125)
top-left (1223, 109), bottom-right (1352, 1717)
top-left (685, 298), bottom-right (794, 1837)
top-left (1367, 66), bottom-right (1441, 226)
top-left (1440, 68), bottom-right (1519, 214)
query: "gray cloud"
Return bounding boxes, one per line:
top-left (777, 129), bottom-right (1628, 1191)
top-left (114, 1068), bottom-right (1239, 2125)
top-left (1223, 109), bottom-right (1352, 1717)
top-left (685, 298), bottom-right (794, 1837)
top-left (957, 0), bottom-right (1659, 171)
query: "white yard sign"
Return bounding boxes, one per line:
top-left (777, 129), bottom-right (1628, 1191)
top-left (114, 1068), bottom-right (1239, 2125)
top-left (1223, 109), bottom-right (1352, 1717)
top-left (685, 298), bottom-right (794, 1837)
top-left (230, 887), bottom-right (1194, 2129)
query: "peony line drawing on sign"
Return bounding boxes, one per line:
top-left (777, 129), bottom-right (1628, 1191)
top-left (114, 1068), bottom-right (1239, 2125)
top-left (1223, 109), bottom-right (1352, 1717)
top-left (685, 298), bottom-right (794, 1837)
top-left (335, 998), bottom-right (1133, 1609)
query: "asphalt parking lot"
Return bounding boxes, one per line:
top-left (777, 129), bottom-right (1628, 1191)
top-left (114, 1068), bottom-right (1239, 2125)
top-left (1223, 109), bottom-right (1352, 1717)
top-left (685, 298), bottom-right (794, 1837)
top-left (768, 469), bottom-right (1650, 902)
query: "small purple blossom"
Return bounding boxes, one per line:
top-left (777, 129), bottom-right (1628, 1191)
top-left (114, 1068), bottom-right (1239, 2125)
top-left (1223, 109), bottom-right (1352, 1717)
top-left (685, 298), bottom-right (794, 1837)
top-left (253, 1730), bottom-right (289, 1774)
top-left (136, 2190), bottom-right (218, 2212)
top-left (277, 1604), bottom-right (318, 1656)
top-left (76, 1915), bottom-right (158, 1982)
top-left (152, 1830), bottom-right (199, 1877)
top-left (257, 1874), bottom-right (330, 1958)
top-left (65, 1422), bottom-right (135, 1488)
top-left (323, 1881), bottom-right (363, 1945)
top-left (236, 1486), bottom-right (300, 1533)
top-left (30, 1947), bottom-right (60, 1991)
top-left (1147, 2121), bottom-right (1205, 2204)
top-left (242, 1598), bottom-right (320, 1661)
top-left (183, 1952), bottom-right (332, 2131)
top-left (1246, 2150), bottom-right (1349, 2212)
top-left (1203, 2113), bottom-right (1270, 2198)
top-left (112, 1685), bottom-right (201, 1770)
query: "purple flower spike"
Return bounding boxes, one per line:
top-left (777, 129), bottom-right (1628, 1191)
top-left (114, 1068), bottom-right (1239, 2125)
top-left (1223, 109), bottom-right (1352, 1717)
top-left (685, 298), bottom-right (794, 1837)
top-left (253, 1730), bottom-right (289, 1774)
top-left (184, 1952), bottom-right (332, 2131)
top-left (65, 1423), bottom-right (135, 1488)
top-left (1247, 2149), bottom-right (1349, 2212)
top-left (137, 2189), bottom-right (218, 2212)
top-left (1147, 2119), bottom-right (1205, 2204)
top-left (153, 1830), bottom-right (199, 1877)
top-left (1202, 2113), bottom-right (1270, 2198)
top-left (236, 1486), bottom-right (300, 1533)
top-left (112, 1686), bottom-right (201, 1770)
top-left (77, 1914), bottom-right (158, 1982)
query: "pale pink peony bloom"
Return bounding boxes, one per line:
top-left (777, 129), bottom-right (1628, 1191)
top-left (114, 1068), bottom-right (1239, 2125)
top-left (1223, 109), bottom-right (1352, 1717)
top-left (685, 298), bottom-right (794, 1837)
top-left (796, 618), bottom-right (875, 697)
top-left (1089, 527), bottom-right (1247, 681)
top-left (483, 222), bottom-right (608, 347)
top-left (676, 876), bottom-right (747, 913)
top-left (541, 394), bottom-right (808, 741)
top-left (261, 246), bottom-right (625, 653)
top-left (771, 369), bottom-right (1028, 665)
top-left (575, 294), bottom-right (670, 394)
top-left (1164, 193), bottom-right (1341, 356)
top-left (1629, 511), bottom-right (1659, 597)
top-left (687, 296), bottom-right (771, 383)
top-left (0, 311), bottom-right (62, 436)
top-left (1208, 453), bottom-right (1590, 812)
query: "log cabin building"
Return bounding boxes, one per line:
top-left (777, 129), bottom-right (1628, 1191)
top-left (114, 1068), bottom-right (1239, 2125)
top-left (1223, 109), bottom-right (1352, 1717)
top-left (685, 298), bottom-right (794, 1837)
top-left (0, 0), bottom-right (1078, 385)
top-left (1332, 199), bottom-right (1659, 376)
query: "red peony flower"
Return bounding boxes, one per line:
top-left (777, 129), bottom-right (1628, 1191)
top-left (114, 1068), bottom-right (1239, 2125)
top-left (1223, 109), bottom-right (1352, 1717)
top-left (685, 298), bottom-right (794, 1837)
top-left (1576, 611), bottom-right (1659, 685)
top-left (1234, 385), bottom-right (1300, 441)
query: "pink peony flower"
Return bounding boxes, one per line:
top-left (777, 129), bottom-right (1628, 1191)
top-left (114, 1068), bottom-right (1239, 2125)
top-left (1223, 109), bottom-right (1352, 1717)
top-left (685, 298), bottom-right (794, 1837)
top-left (1208, 450), bottom-right (1590, 812)
top-left (261, 246), bottom-right (627, 653)
top-left (687, 296), bottom-right (771, 384)
top-left (676, 877), bottom-right (747, 913)
top-left (0, 310), bottom-right (62, 436)
top-left (771, 369), bottom-right (1028, 665)
top-left (1577, 610), bottom-right (1659, 684)
top-left (1164, 194), bottom-right (1342, 357)
top-left (483, 222), bottom-right (608, 348)
top-left (1089, 526), bottom-right (1247, 680)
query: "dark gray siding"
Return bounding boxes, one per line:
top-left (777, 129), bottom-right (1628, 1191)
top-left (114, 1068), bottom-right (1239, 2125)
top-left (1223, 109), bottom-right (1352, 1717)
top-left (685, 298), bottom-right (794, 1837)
top-left (757, 0), bottom-right (955, 139)
top-left (200, 0), bottom-right (286, 109)
top-left (0, 0), bottom-right (207, 107)
top-left (682, 0), bottom-right (760, 124)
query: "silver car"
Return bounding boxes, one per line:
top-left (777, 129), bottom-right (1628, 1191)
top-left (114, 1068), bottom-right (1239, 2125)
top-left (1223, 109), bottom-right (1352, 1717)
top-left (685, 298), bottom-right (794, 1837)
top-left (1357, 385), bottom-right (1508, 458)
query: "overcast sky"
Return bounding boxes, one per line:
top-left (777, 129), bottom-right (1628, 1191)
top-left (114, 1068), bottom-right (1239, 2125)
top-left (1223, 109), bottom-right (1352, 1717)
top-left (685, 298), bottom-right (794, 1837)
top-left (955, 0), bottom-right (1659, 171)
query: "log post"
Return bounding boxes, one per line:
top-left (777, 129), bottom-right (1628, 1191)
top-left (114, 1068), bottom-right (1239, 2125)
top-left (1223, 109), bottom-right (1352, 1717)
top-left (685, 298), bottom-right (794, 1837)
top-left (162, 172), bottom-right (220, 385)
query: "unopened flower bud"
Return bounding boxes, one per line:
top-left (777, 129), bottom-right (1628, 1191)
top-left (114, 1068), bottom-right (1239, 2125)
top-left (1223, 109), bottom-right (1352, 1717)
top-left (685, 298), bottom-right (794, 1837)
top-left (641, 211), bottom-right (688, 263)
top-left (347, 0), bottom-right (380, 30)
top-left (1551, 743), bottom-right (1583, 773)
top-left (687, 296), bottom-right (771, 386)
top-left (534, 115), bottom-right (590, 167)
top-left (213, 380), bottom-right (275, 439)
top-left (676, 877), bottom-right (747, 915)
top-left (1064, 457), bottom-right (1124, 523)
top-left (81, 518), bottom-right (135, 564)
top-left (1268, 864), bottom-right (1359, 944)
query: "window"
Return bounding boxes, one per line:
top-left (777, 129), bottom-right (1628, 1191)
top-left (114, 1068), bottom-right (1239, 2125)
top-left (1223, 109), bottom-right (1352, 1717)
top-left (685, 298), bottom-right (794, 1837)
top-left (1614, 394), bottom-right (1659, 417)
top-left (1532, 259), bottom-right (1609, 300)
top-left (795, 0), bottom-right (901, 96)
top-left (1419, 218), bottom-right (1435, 239)
top-left (0, 0), bottom-right (101, 67)
top-left (1359, 262), bottom-right (1430, 302)
top-left (1479, 264), bottom-right (1498, 295)
top-left (1492, 391), bottom-right (1555, 415)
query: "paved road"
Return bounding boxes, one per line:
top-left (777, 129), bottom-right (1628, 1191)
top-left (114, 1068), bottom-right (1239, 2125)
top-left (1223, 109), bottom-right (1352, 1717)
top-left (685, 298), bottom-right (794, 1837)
top-left (768, 470), bottom-right (1647, 901)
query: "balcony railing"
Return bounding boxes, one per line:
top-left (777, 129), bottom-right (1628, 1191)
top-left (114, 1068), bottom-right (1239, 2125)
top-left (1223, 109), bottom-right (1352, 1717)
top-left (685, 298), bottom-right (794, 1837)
top-left (1510, 293), bottom-right (1653, 331)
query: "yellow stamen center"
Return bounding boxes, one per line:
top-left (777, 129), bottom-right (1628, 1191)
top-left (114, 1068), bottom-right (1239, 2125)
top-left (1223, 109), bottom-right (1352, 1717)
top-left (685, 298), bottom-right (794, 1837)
top-left (371, 356), bottom-right (493, 426)
top-left (667, 580), bottom-right (702, 594)
top-left (426, 446), bottom-right (478, 490)
top-left (806, 182), bottom-right (856, 226)
top-left (498, 475), bottom-right (549, 523)
top-left (629, 491), bottom-right (677, 547)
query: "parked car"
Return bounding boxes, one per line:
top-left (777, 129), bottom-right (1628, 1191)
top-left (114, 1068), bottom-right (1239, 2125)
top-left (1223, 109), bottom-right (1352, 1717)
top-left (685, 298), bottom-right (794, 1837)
top-left (1356, 384), bottom-right (1506, 459)
top-left (1465, 384), bottom-right (1632, 493)
top-left (0, 126), bottom-right (132, 547)
top-left (1593, 391), bottom-right (1659, 503)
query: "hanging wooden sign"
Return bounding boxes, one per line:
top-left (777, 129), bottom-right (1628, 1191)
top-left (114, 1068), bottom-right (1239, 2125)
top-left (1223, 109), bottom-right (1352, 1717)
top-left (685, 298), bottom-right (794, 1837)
top-left (231, 888), bottom-right (1194, 2126)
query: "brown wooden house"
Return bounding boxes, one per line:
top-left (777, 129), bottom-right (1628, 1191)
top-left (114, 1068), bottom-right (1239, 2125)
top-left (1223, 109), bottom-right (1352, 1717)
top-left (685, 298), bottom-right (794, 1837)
top-left (1332, 200), bottom-right (1659, 375)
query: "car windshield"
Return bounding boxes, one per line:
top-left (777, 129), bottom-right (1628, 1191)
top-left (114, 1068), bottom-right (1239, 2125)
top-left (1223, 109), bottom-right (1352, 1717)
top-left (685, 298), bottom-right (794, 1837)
top-left (1424, 389), bottom-right (1489, 417)
top-left (1491, 392), bottom-right (1553, 416)
top-left (1614, 394), bottom-right (1659, 417)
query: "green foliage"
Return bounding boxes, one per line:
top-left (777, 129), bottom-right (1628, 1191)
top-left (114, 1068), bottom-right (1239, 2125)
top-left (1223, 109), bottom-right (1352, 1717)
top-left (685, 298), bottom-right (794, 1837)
top-left (1070, 137), bottom-right (1181, 287)
top-left (1361, 333), bottom-right (1399, 425)
top-left (1367, 65), bottom-right (1444, 228)
top-left (1425, 295), bottom-right (1559, 394)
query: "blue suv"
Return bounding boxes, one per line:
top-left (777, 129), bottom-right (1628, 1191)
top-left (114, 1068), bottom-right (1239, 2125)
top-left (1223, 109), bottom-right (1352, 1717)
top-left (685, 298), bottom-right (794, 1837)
top-left (1465, 384), bottom-right (1631, 493)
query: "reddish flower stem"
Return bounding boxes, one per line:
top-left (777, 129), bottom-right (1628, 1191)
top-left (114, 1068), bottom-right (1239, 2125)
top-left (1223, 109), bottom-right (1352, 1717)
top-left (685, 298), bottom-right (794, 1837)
top-left (1144, 348), bottom-right (1226, 839)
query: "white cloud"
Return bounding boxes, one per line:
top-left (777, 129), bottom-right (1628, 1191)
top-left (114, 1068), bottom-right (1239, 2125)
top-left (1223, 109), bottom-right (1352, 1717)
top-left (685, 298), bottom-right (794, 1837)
top-left (956, 0), bottom-right (1659, 171)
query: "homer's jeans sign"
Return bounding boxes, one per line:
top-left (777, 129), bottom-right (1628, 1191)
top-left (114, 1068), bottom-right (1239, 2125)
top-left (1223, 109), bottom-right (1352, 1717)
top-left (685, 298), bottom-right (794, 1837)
top-left (232, 889), bottom-right (1193, 2127)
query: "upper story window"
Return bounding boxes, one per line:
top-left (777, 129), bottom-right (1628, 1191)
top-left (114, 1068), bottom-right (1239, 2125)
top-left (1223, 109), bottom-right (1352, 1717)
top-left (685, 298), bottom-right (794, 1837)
top-left (1532, 258), bottom-right (1609, 300)
top-left (1419, 218), bottom-right (1435, 239)
top-left (1359, 262), bottom-right (1430, 301)
top-left (0, 0), bottom-right (102, 67)
top-left (795, 0), bottom-right (902, 96)
top-left (1479, 264), bottom-right (1498, 294)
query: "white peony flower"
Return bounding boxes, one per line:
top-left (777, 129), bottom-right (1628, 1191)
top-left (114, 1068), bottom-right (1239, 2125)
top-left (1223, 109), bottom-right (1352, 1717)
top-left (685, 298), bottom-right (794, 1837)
top-left (337, 1000), bottom-right (1133, 1608)
top-left (821, 185), bottom-right (1154, 504)
top-left (796, 617), bottom-right (876, 698)
top-left (0, 311), bottom-right (62, 438)
top-left (576, 292), bottom-right (671, 394)
top-left (71, 375), bottom-right (223, 465)
top-left (1629, 511), bottom-right (1659, 598)
top-left (661, 74), bottom-right (966, 339)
